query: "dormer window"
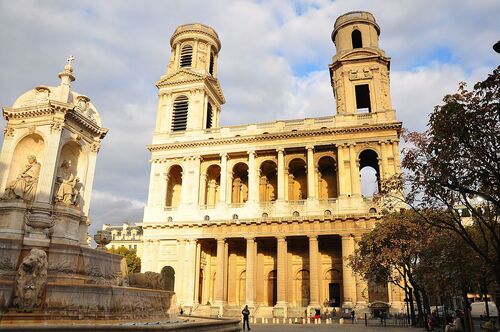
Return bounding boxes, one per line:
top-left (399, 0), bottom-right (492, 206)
top-left (351, 29), bottom-right (362, 49)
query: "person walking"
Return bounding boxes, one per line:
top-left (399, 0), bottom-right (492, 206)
top-left (242, 305), bottom-right (251, 331)
top-left (351, 310), bottom-right (356, 324)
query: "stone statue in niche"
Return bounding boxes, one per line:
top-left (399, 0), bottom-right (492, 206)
top-left (13, 248), bottom-right (48, 312)
top-left (54, 160), bottom-right (79, 206)
top-left (2, 155), bottom-right (41, 202)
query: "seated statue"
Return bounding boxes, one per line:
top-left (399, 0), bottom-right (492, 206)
top-left (55, 160), bottom-right (78, 206)
top-left (3, 155), bottom-right (41, 202)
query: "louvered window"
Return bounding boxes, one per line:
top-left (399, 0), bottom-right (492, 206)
top-left (171, 96), bottom-right (188, 131)
top-left (206, 102), bottom-right (213, 128)
top-left (209, 52), bottom-right (214, 75)
top-left (180, 45), bottom-right (193, 68)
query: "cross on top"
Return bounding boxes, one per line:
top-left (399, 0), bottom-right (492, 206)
top-left (67, 55), bottom-right (75, 66)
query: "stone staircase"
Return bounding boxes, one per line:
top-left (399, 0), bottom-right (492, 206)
top-left (223, 305), bottom-right (243, 318)
top-left (288, 306), bottom-right (307, 318)
top-left (253, 306), bottom-right (274, 318)
top-left (191, 304), bottom-right (213, 317)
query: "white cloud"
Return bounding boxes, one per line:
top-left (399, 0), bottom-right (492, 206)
top-left (0, 0), bottom-right (498, 234)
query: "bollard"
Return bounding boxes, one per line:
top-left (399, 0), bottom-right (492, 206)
top-left (302, 318), bottom-right (305, 324)
top-left (365, 313), bottom-right (368, 327)
top-left (288, 318), bottom-right (292, 324)
top-left (294, 318), bottom-right (298, 323)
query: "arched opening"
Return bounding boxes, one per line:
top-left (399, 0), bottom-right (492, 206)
top-left (161, 266), bottom-right (175, 291)
top-left (209, 50), bottom-right (215, 76)
top-left (267, 270), bottom-right (277, 306)
top-left (324, 269), bottom-right (342, 307)
top-left (359, 150), bottom-right (380, 197)
top-left (317, 156), bottom-right (338, 199)
top-left (166, 165), bottom-right (182, 207)
top-left (351, 29), bottom-right (362, 49)
top-left (238, 270), bottom-right (246, 305)
top-left (259, 160), bottom-right (277, 202)
top-left (205, 164), bottom-right (221, 206)
top-left (288, 158), bottom-right (307, 200)
top-left (4, 134), bottom-right (45, 202)
top-left (296, 269), bottom-right (310, 307)
top-left (55, 141), bottom-right (86, 207)
top-left (368, 281), bottom-right (389, 312)
top-left (231, 162), bottom-right (248, 204)
top-left (206, 102), bottom-right (213, 129)
top-left (180, 44), bottom-right (193, 67)
top-left (171, 95), bottom-right (189, 131)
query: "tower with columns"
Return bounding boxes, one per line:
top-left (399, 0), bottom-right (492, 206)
top-left (138, 12), bottom-right (404, 318)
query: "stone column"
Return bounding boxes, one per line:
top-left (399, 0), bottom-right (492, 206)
top-left (349, 144), bottom-right (361, 196)
top-left (192, 157), bottom-right (202, 206)
top-left (223, 241), bottom-right (229, 303)
top-left (379, 141), bottom-right (388, 179)
top-left (275, 236), bottom-right (288, 314)
top-left (247, 151), bottom-right (257, 202)
top-left (35, 132), bottom-right (62, 203)
top-left (194, 241), bottom-right (201, 304)
top-left (214, 238), bottom-right (226, 307)
top-left (219, 153), bottom-right (228, 204)
top-left (306, 146), bottom-right (316, 200)
top-left (308, 235), bottom-right (320, 307)
top-left (354, 236), bottom-right (368, 304)
top-left (392, 140), bottom-right (401, 173)
top-left (341, 235), bottom-right (357, 304)
top-left (277, 148), bottom-right (285, 201)
top-left (336, 145), bottom-right (347, 196)
top-left (184, 239), bottom-right (197, 306)
top-left (245, 237), bottom-right (256, 307)
top-left (161, 169), bottom-right (170, 207)
top-left (177, 239), bottom-right (186, 299)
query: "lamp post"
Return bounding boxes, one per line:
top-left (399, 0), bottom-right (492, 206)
top-left (493, 40), bottom-right (500, 54)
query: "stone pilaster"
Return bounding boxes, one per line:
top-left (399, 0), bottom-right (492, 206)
top-left (275, 236), bottom-right (288, 317)
top-left (219, 153), bottom-right (228, 204)
top-left (336, 144), bottom-right (347, 196)
top-left (379, 141), bottom-right (388, 179)
top-left (308, 235), bottom-right (320, 307)
top-left (194, 240), bottom-right (201, 304)
top-left (247, 150), bottom-right (257, 202)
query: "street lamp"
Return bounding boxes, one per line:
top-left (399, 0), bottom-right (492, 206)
top-left (494, 40), bottom-right (500, 54)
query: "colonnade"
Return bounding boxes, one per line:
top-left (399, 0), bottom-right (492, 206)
top-left (162, 141), bottom-right (400, 208)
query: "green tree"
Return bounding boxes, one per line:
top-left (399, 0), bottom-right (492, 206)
top-left (108, 246), bottom-right (141, 273)
top-left (384, 66), bottom-right (500, 308)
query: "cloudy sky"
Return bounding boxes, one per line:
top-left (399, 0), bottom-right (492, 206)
top-left (0, 0), bottom-right (498, 234)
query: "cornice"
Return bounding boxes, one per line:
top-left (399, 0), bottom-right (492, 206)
top-left (148, 122), bottom-right (402, 152)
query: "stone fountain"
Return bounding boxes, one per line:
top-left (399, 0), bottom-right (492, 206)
top-left (0, 59), bottom-right (238, 331)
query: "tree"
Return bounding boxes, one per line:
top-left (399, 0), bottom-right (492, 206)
top-left (387, 65), bottom-right (500, 308)
top-left (108, 246), bottom-right (141, 273)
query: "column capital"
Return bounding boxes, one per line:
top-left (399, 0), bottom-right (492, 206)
top-left (276, 147), bottom-right (285, 154)
top-left (306, 145), bottom-right (314, 151)
top-left (348, 143), bottom-right (356, 148)
top-left (276, 235), bottom-right (287, 241)
top-left (219, 152), bottom-right (228, 159)
top-left (177, 238), bottom-right (186, 243)
top-left (308, 234), bottom-right (318, 241)
top-left (247, 150), bottom-right (256, 157)
top-left (215, 237), bottom-right (226, 243)
top-left (245, 236), bottom-right (256, 242)
top-left (379, 140), bottom-right (387, 145)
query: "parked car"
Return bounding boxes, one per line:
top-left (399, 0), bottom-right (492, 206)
top-left (471, 302), bottom-right (498, 318)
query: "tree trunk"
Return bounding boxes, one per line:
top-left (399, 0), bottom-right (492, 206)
top-left (414, 288), bottom-right (425, 327)
top-left (461, 288), bottom-right (473, 332)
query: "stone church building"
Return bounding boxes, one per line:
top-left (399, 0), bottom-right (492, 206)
top-left (137, 11), bottom-right (404, 318)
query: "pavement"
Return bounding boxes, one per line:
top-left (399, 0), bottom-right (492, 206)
top-left (239, 321), bottom-right (416, 332)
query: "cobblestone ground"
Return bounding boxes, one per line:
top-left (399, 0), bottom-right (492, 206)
top-left (240, 320), bottom-right (416, 332)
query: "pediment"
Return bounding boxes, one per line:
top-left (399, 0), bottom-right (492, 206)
top-left (156, 69), bottom-right (205, 87)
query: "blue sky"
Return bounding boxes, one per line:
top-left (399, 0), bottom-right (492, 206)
top-left (0, 0), bottom-right (498, 233)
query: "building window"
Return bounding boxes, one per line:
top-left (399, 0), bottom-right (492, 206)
top-left (355, 84), bottom-right (371, 113)
top-left (352, 29), bottom-right (362, 49)
top-left (180, 44), bottom-right (193, 67)
top-left (209, 51), bottom-right (215, 75)
top-left (171, 96), bottom-right (189, 131)
top-left (134, 245), bottom-right (137, 250)
top-left (206, 102), bottom-right (213, 129)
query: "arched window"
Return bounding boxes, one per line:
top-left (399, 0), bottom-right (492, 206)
top-left (171, 96), bottom-right (188, 131)
top-left (359, 149), bottom-right (380, 197)
top-left (165, 165), bottom-right (182, 208)
top-left (232, 163), bottom-right (248, 204)
top-left (288, 158), bottom-right (307, 200)
top-left (206, 102), bottom-right (213, 129)
top-left (318, 156), bottom-right (338, 199)
top-left (351, 29), bottom-right (362, 49)
top-left (209, 51), bottom-right (215, 75)
top-left (180, 44), bottom-right (193, 67)
top-left (259, 160), bottom-right (277, 202)
top-left (205, 165), bottom-right (221, 206)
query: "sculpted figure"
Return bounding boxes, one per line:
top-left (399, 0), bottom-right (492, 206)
top-left (13, 249), bottom-right (48, 312)
top-left (55, 160), bottom-right (77, 205)
top-left (128, 271), bottom-right (165, 290)
top-left (3, 155), bottom-right (41, 202)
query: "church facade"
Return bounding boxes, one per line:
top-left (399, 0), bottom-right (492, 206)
top-left (138, 11), bottom-right (404, 318)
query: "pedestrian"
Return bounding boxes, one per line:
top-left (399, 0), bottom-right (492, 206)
top-left (351, 309), bottom-right (356, 324)
top-left (242, 304), bottom-right (251, 331)
top-left (445, 313), bottom-right (463, 332)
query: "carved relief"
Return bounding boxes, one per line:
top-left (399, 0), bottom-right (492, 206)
top-left (90, 141), bottom-right (101, 153)
top-left (24, 211), bottom-right (55, 239)
top-left (3, 126), bottom-right (14, 137)
top-left (198, 54), bottom-right (206, 64)
top-left (75, 96), bottom-right (96, 122)
top-left (13, 249), bottom-right (48, 312)
top-left (349, 67), bottom-right (372, 80)
top-left (380, 68), bottom-right (391, 109)
top-left (128, 272), bottom-right (165, 290)
top-left (94, 229), bottom-right (112, 250)
top-left (34, 87), bottom-right (50, 104)
top-left (51, 120), bottom-right (64, 133)
top-left (28, 126), bottom-right (36, 134)
top-left (2, 155), bottom-right (41, 202)
top-left (334, 74), bottom-right (345, 113)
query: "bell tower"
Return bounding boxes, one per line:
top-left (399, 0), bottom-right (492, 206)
top-left (329, 11), bottom-right (394, 119)
top-left (154, 23), bottom-right (225, 135)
